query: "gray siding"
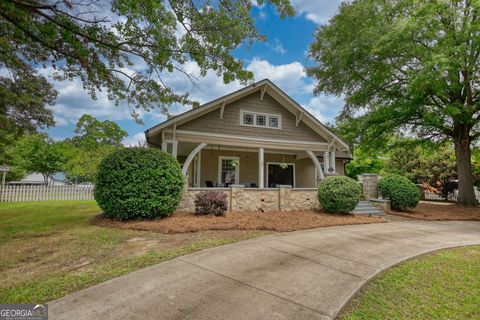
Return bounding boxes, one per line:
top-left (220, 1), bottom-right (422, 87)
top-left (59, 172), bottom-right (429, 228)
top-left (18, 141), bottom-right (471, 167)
top-left (178, 92), bottom-right (326, 142)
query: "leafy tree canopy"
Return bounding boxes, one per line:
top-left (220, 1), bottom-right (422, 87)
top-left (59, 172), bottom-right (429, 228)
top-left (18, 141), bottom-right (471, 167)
top-left (64, 114), bottom-right (127, 182)
top-left (72, 114), bottom-right (127, 148)
top-left (309, 0), bottom-right (480, 205)
top-left (1, 0), bottom-right (294, 121)
top-left (0, 66), bottom-right (57, 163)
top-left (7, 134), bottom-right (70, 185)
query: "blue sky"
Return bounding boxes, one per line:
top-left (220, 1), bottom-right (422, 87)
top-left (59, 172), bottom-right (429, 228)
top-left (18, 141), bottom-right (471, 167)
top-left (45, 1), bottom-right (344, 145)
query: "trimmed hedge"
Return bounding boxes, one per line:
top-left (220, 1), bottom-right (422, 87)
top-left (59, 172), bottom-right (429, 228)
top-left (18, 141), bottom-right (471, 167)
top-left (379, 174), bottom-right (419, 211)
top-left (317, 176), bottom-right (362, 214)
top-left (94, 147), bottom-right (184, 220)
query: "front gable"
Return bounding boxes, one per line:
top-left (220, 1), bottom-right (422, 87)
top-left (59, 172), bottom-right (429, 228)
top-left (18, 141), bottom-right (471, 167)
top-left (177, 92), bottom-right (326, 142)
top-left (146, 79), bottom-right (350, 152)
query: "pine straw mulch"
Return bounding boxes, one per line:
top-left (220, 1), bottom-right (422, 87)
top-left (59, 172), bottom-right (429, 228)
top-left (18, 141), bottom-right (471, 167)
top-left (388, 201), bottom-right (480, 221)
top-left (92, 210), bottom-right (385, 234)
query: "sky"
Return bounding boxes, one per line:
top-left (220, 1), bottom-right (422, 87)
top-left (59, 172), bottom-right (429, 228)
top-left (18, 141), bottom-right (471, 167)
top-left (45, 0), bottom-right (344, 146)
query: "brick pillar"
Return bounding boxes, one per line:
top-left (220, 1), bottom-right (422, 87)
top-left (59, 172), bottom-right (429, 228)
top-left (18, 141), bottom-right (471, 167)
top-left (361, 174), bottom-right (379, 199)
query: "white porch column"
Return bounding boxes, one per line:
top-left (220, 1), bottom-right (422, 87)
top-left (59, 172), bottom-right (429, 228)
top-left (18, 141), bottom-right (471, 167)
top-left (307, 151), bottom-right (324, 180)
top-left (161, 142), bottom-right (168, 152)
top-left (323, 151), bottom-right (329, 173)
top-left (330, 151), bottom-right (336, 173)
top-left (258, 147), bottom-right (264, 188)
top-left (182, 143), bottom-right (207, 175)
top-left (172, 141), bottom-right (178, 159)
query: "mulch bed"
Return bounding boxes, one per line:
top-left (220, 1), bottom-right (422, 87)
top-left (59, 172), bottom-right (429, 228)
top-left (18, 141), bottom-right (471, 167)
top-left (388, 201), bottom-right (480, 221)
top-left (92, 210), bottom-right (385, 234)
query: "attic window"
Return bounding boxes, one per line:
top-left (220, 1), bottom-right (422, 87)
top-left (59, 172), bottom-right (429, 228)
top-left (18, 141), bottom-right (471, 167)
top-left (240, 110), bottom-right (281, 129)
top-left (243, 113), bottom-right (254, 125)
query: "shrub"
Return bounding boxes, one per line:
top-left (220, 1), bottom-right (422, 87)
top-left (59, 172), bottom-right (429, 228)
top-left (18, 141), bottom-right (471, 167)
top-left (194, 191), bottom-right (228, 216)
top-left (379, 174), bottom-right (419, 211)
top-left (94, 147), bottom-right (184, 220)
top-left (317, 176), bottom-right (362, 214)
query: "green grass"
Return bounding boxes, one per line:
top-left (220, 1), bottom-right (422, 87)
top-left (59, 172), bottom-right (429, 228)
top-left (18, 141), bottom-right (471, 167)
top-left (340, 246), bottom-right (480, 320)
top-left (0, 201), bottom-right (268, 303)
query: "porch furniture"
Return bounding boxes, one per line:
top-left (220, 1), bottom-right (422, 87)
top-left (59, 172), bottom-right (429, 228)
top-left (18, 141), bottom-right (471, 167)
top-left (205, 181), bottom-right (214, 188)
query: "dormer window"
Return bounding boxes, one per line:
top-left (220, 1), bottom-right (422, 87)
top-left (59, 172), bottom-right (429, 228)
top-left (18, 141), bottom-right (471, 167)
top-left (240, 110), bottom-right (281, 129)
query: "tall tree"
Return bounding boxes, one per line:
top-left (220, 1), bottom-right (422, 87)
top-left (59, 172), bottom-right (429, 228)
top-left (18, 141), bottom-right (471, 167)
top-left (309, 0), bottom-right (480, 205)
top-left (65, 114), bottom-right (127, 182)
top-left (72, 114), bottom-right (127, 148)
top-left (1, 0), bottom-right (294, 121)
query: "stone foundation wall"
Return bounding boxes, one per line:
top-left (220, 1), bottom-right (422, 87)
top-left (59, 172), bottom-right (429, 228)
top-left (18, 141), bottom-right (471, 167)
top-left (369, 199), bottom-right (391, 212)
top-left (177, 186), bottom-right (320, 213)
top-left (360, 174), bottom-right (379, 199)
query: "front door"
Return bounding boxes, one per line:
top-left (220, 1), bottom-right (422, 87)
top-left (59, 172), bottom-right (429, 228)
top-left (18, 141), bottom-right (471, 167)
top-left (267, 163), bottom-right (294, 187)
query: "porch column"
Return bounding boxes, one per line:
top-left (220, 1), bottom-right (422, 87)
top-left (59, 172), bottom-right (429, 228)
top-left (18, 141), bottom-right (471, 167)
top-left (172, 141), bottom-right (178, 159)
top-left (330, 151), bottom-right (336, 173)
top-left (306, 151), bottom-right (324, 180)
top-left (182, 143), bottom-right (207, 175)
top-left (258, 147), bottom-right (264, 188)
top-left (323, 151), bottom-right (329, 173)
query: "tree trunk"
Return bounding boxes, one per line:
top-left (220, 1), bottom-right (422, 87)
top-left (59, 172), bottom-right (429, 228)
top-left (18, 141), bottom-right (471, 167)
top-left (453, 124), bottom-right (477, 206)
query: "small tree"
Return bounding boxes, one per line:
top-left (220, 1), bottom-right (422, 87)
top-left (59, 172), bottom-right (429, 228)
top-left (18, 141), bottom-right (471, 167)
top-left (8, 135), bottom-right (69, 185)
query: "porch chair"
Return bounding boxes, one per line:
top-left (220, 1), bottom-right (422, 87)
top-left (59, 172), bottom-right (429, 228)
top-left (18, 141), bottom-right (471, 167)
top-left (205, 181), bottom-right (214, 188)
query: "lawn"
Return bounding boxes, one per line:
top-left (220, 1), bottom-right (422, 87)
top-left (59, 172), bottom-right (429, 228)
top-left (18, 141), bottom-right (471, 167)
top-left (340, 245), bottom-right (480, 320)
top-left (0, 201), bottom-right (269, 303)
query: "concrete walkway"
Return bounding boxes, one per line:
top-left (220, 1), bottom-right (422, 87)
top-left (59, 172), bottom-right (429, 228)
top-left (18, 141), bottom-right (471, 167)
top-left (50, 220), bottom-right (480, 320)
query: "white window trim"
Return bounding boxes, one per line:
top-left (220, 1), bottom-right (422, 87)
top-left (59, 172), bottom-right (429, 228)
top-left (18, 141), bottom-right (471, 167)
top-left (266, 162), bottom-right (296, 188)
top-left (239, 110), bottom-right (282, 129)
top-left (218, 156), bottom-right (240, 185)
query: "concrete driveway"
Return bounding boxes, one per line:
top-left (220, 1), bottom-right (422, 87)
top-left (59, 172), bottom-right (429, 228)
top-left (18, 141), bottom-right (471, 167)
top-left (50, 220), bottom-right (480, 320)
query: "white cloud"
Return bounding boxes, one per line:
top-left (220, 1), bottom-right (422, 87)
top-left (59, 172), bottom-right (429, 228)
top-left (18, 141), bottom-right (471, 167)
top-left (162, 57), bottom-right (313, 107)
top-left (291, 0), bottom-right (343, 25)
top-left (271, 39), bottom-right (286, 55)
top-left (303, 94), bottom-right (344, 124)
top-left (246, 58), bottom-right (310, 93)
top-left (41, 56), bottom-right (318, 130)
top-left (123, 132), bottom-right (146, 146)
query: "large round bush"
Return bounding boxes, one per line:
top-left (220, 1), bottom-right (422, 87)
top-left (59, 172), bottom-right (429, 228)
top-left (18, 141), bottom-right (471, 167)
top-left (378, 174), bottom-right (419, 211)
top-left (94, 147), bottom-right (184, 220)
top-left (317, 176), bottom-right (362, 213)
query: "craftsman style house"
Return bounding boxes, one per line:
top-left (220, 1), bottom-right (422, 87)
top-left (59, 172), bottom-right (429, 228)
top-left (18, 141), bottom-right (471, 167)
top-left (145, 79), bottom-right (351, 189)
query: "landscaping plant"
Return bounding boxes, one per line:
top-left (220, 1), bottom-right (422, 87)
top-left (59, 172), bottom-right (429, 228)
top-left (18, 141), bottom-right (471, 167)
top-left (95, 147), bottom-right (184, 220)
top-left (317, 176), bottom-right (362, 214)
top-left (194, 191), bottom-right (228, 216)
top-left (379, 174), bottom-right (420, 211)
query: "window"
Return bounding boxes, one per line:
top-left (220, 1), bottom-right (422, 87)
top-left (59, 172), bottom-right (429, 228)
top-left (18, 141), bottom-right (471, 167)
top-left (218, 157), bottom-right (239, 185)
top-left (240, 110), bottom-right (281, 129)
top-left (268, 116), bottom-right (279, 128)
top-left (243, 113), bottom-right (254, 125)
top-left (256, 114), bottom-right (266, 126)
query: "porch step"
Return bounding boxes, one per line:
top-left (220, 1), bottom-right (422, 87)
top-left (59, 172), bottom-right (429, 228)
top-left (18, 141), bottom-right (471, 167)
top-left (353, 201), bottom-right (384, 216)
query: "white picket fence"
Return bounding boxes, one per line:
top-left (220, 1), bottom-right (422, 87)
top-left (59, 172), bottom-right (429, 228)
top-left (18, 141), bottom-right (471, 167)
top-left (0, 185), bottom-right (94, 202)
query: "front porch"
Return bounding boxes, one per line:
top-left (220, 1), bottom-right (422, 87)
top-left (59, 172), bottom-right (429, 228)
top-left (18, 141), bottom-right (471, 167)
top-left (170, 141), bottom-right (345, 189)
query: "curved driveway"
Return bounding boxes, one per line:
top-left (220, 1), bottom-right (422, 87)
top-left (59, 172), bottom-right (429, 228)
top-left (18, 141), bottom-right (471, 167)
top-left (50, 219), bottom-right (480, 320)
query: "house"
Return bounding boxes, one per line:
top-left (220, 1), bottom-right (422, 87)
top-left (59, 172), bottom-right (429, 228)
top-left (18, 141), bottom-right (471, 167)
top-left (8, 172), bottom-right (67, 186)
top-left (146, 79), bottom-right (351, 191)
